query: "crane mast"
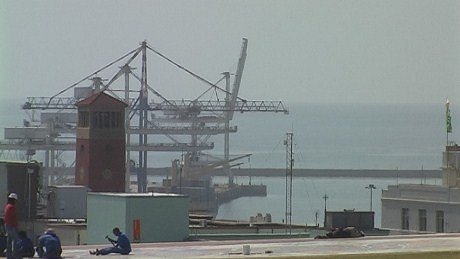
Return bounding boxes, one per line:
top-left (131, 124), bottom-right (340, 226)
top-left (138, 41), bottom-right (149, 192)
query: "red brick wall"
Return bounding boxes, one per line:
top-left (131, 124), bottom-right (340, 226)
top-left (76, 138), bottom-right (125, 192)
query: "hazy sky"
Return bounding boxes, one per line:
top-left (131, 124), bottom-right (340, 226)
top-left (1, 0), bottom-right (460, 105)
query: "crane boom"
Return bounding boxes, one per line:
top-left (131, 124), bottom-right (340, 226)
top-left (229, 38), bottom-right (248, 120)
top-left (22, 97), bottom-right (288, 114)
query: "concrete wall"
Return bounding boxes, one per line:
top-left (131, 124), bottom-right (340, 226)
top-left (87, 193), bottom-right (189, 244)
top-left (381, 185), bottom-right (460, 233)
top-left (382, 199), bottom-right (460, 232)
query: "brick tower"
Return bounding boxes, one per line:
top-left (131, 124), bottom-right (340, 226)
top-left (75, 91), bottom-right (127, 192)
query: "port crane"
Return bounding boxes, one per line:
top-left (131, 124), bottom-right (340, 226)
top-left (0, 39), bottom-right (288, 191)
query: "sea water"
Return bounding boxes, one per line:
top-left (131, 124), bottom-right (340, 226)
top-left (213, 102), bottom-right (449, 226)
top-left (226, 102), bottom-right (449, 170)
top-left (214, 176), bottom-right (439, 227)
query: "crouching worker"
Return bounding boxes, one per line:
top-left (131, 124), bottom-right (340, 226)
top-left (89, 227), bottom-right (131, 256)
top-left (36, 229), bottom-right (62, 259)
top-left (15, 230), bottom-right (35, 258)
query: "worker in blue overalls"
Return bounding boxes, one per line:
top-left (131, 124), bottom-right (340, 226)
top-left (89, 227), bottom-right (131, 256)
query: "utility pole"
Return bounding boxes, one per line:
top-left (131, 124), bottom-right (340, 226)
top-left (365, 184), bottom-right (376, 211)
top-left (284, 132), bottom-right (294, 235)
top-left (323, 193), bottom-right (328, 228)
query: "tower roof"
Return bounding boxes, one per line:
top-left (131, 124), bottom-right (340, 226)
top-left (76, 91), bottom-right (127, 108)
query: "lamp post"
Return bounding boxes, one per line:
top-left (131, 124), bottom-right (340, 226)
top-left (323, 193), bottom-right (328, 228)
top-left (179, 164), bottom-right (183, 194)
top-left (365, 184), bottom-right (377, 211)
top-left (26, 162), bottom-right (35, 233)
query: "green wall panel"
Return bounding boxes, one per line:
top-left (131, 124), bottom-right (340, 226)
top-left (87, 193), bottom-right (188, 244)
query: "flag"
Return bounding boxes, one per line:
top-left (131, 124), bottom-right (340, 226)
top-left (446, 99), bottom-right (452, 133)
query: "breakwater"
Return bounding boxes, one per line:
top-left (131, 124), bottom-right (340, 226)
top-left (148, 168), bottom-right (441, 178)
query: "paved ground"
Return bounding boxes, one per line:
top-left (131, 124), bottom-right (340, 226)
top-left (62, 234), bottom-right (460, 258)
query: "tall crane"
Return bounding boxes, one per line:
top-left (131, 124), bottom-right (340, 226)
top-left (0, 39), bottom-right (288, 191)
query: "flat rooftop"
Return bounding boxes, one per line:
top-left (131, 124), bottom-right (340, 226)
top-left (62, 233), bottom-right (460, 258)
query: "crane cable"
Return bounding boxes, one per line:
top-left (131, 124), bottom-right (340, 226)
top-left (145, 45), bottom-right (247, 103)
top-left (194, 75), bottom-right (226, 102)
top-left (47, 46), bottom-right (142, 107)
top-left (46, 42), bottom-right (248, 109)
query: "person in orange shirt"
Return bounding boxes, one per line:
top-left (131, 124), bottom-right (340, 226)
top-left (4, 193), bottom-right (18, 259)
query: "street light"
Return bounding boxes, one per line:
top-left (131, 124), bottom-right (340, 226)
top-left (323, 193), bottom-right (328, 228)
top-left (365, 184), bottom-right (377, 211)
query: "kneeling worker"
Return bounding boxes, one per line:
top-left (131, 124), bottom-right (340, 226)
top-left (36, 228), bottom-right (62, 259)
top-left (89, 227), bottom-right (131, 256)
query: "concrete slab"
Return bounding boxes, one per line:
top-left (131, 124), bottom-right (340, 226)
top-left (61, 233), bottom-right (460, 258)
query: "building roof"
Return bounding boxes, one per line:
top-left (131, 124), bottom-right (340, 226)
top-left (76, 91), bottom-right (127, 108)
top-left (383, 184), bottom-right (460, 203)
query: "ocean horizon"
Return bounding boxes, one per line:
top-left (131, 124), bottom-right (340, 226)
top-left (0, 99), bottom-right (454, 170)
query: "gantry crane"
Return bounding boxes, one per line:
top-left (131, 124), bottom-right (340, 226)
top-left (0, 39), bottom-right (288, 191)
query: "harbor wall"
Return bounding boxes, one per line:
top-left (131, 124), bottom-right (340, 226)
top-left (147, 168), bottom-right (441, 178)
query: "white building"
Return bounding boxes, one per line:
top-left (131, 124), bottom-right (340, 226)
top-left (381, 145), bottom-right (460, 233)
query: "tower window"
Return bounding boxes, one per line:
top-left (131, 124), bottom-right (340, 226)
top-left (92, 111), bottom-right (123, 128)
top-left (110, 112), bottom-right (116, 128)
top-left (78, 111), bottom-right (89, 127)
top-left (92, 112), bottom-right (102, 128)
top-left (103, 112), bottom-right (110, 128)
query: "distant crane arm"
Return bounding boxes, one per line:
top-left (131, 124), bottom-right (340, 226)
top-left (228, 38), bottom-right (248, 120)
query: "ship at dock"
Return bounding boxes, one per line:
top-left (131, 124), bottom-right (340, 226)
top-left (0, 39), bottom-right (286, 215)
top-left (148, 153), bottom-right (267, 215)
